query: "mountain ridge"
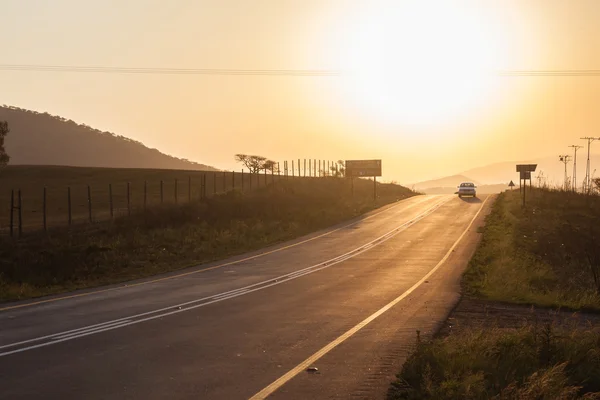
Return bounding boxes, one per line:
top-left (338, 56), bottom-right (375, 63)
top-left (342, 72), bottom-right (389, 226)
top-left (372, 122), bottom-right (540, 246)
top-left (0, 105), bottom-right (218, 171)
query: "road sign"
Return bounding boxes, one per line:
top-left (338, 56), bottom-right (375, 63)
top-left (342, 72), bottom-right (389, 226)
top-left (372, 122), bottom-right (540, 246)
top-left (508, 180), bottom-right (515, 187)
top-left (516, 164), bottom-right (535, 208)
top-left (519, 171), bottom-right (531, 180)
top-left (516, 164), bottom-right (537, 173)
top-left (345, 160), bottom-right (382, 177)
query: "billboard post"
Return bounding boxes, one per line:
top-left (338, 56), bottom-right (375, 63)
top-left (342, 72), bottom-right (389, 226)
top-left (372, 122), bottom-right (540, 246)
top-left (345, 160), bottom-right (382, 200)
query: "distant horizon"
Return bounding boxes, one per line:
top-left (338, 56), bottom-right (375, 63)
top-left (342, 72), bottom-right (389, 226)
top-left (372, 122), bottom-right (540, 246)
top-left (4, 103), bottom-right (600, 187)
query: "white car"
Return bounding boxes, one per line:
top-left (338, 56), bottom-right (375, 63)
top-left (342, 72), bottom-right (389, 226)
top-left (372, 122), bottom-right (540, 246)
top-left (457, 182), bottom-right (477, 198)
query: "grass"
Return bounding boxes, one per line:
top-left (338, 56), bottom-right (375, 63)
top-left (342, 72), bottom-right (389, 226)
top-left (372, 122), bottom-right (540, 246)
top-left (388, 188), bottom-right (600, 399)
top-left (389, 324), bottom-right (600, 399)
top-left (0, 176), bottom-right (414, 302)
top-left (463, 189), bottom-right (600, 311)
top-left (0, 165), bottom-right (293, 232)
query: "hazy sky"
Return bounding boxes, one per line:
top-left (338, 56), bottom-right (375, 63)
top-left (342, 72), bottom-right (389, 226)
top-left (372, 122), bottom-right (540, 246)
top-left (2, 0), bottom-right (600, 183)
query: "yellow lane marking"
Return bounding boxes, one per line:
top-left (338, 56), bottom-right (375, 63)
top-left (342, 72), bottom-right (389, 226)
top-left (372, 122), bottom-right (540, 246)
top-left (249, 195), bottom-right (489, 400)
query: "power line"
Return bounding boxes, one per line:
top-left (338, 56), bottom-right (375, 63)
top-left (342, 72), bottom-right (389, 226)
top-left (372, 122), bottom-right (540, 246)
top-left (559, 154), bottom-right (571, 192)
top-left (581, 137), bottom-right (600, 194)
top-left (498, 70), bottom-right (600, 76)
top-left (0, 65), bottom-right (340, 76)
top-left (2, 64), bottom-right (600, 76)
top-left (568, 145), bottom-right (583, 192)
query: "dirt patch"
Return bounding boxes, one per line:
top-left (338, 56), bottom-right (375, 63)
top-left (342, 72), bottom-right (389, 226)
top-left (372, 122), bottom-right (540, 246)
top-left (438, 296), bottom-right (600, 338)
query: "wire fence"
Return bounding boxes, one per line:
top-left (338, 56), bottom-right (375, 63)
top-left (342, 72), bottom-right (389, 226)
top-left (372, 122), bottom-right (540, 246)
top-left (1, 160), bottom-right (344, 237)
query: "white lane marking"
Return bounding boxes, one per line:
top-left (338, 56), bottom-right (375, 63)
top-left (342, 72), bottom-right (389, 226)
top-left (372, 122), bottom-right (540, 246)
top-left (0, 196), bottom-right (436, 313)
top-left (0, 197), bottom-right (452, 358)
top-left (53, 321), bottom-right (133, 340)
top-left (249, 196), bottom-right (490, 400)
top-left (0, 317), bottom-right (135, 351)
top-left (212, 289), bottom-right (250, 300)
top-left (211, 287), bottom-right (251, 299)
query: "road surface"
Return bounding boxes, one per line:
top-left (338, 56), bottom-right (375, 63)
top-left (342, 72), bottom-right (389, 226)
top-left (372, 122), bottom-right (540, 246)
top-left (0, 194), bottom-right (492, 399)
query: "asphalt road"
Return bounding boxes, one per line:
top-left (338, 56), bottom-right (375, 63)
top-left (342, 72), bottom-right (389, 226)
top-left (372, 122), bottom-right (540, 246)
top-left (0, 194), bottom-right (493, 400)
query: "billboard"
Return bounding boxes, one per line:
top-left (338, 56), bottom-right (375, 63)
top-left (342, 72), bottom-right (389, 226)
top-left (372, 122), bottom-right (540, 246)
top-left (516, 164), bottom-right (537, 173)
top-left (345, 160), bottom-right (382, 177)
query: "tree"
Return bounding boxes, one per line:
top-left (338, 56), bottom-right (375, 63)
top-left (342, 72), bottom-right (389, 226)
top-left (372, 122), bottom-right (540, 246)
top-left (593, 177), bottom-right (600, 193)
top-left (263, 160), bottom-right (279, 174)
top-left (0, 121), bottom-right (10, 167)
top-left (330, 160), bottom-right (346, 177)
top-left (235, 154), bottom-right (276, 173)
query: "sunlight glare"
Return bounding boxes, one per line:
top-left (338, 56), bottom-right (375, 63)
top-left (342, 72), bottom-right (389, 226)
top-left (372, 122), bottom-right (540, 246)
top-left (337, 1), bottom-right (508, 126)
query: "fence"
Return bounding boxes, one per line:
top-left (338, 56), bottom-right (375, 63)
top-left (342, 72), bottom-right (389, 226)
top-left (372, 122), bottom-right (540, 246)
top-left (2, 160), bottom-right (343, 237)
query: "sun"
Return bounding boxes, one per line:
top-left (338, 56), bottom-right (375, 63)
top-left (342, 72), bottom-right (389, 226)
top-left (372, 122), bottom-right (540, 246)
top-left (336, 1), bottom-right (507, 126)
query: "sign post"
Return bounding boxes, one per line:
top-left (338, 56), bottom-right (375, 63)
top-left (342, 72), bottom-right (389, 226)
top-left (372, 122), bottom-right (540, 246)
top-left (345, 159), bottom-right (382, 200)
top-left (516, 164), bottom-right (537, 207)
top-left (508, 180), bottom-right (515, 191)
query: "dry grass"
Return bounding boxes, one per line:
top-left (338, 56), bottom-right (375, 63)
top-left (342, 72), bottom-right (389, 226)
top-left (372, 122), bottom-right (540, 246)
top-left (0, 165), bottom-right (281, 232)
top-left (463, 189), bottom-right (600, 310)
top-left (389, 323), bottom-right (600, 399)
top-left (0, 176), bottom-right (414, 302)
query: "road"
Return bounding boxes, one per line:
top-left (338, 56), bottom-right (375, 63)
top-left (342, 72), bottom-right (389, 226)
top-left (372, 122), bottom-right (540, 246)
top-left (0, 194), bottom-right (492, 400)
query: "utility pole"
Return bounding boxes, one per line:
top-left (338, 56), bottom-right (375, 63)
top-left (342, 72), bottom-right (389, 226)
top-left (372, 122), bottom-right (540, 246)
top-left (559, 155), bottom-right (571, 191)
top-left (568, 145), bottom-right (583, 192)
top-left (580, 137), bottom-right (600, 194)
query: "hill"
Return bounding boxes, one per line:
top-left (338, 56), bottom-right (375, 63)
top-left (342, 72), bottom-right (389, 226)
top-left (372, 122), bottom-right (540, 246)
top-left (0, 105), bottom-right (217, 171)
top-left (411, 174), bottom-right (479, 191)
top-left (460, 154), bottom-right (600, 187)
top-left (420, 184), bottom-right (508, 195)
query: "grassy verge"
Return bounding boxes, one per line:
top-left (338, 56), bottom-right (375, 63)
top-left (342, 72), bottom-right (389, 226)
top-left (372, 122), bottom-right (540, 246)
top-left (464, 189), bottom-right (600, 310)
top-left (389, 324), bottom-right (600, 399)
top-left (389, 189), bottom-right (600, 399)
top-left (0, 178), bottom-right (414, 302)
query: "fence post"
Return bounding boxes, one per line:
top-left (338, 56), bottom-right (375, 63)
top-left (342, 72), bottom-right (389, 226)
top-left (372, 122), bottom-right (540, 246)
top-left (241, 170), bottom-right (244, 191)
top-left (144, 181), bottom-right (147, 210)
top-left (127, 182), bottom-right (131, 216)
top-left (298, 159), bottom-right (300, 177)
top-left (264, 167), bottom-right (267, 186)
top-left (9, 189), bottom-right (14, 237)
top-left (203, 173), bottom-right (207, 198)
top-left (292, 160), bottom-right (295, 177)
top-left (160, 180), bottom-right (164, 204)
top-left (87, 185), bottom-right (92, 223)
top-left (175, 179), bottom-right (178, 204)
top-left (249, 170), bottom-right (252, 190)
top-left (200, 174), bottom-right (204, 199)
top-left (271, 165), bottom-right (275, 184)
top-left (278, 162), bottom-right (281, 177)
top-left (18, 189), bottom-right (22, 237)
top-left (109, 183), bottom-right (114, 218)
top-left (68, 187), bottom-right (72, 226)
top-left (43, 187), bottom-right (47, 232)
top-left (232, 170), bottom-right (235, 191)
top-left (213, 172), bottom-right (217, 195)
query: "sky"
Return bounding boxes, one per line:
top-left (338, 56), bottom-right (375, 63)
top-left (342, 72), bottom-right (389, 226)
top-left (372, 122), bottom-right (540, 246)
top-left (2, 0), bottom-right (600, 183)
